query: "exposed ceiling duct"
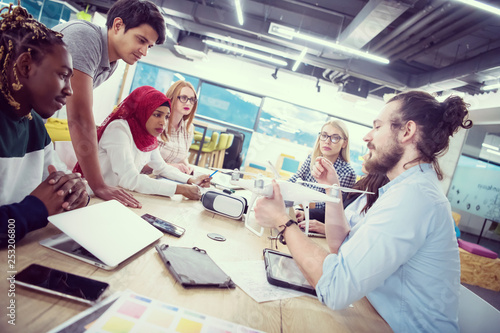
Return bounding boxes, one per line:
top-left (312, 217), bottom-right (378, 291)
top-left (67, 0), bottom-right (500, 99)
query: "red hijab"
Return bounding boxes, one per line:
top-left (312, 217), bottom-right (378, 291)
top-left (74, 86), bottom-right (170, 176)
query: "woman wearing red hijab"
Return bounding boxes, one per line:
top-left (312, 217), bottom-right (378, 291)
top-left (75, 86), bottom-right (210, 200)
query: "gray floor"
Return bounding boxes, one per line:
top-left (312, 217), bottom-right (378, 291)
top-left (459, 231), bottom-right (500, 311)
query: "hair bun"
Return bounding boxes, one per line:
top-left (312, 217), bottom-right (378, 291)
top-left (441, 96), bottom-right (472, 134)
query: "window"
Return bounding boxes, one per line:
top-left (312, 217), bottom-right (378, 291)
top-left (130, 63), bottom-right (199, 94)
top-left (40, 1), bottom-right (65, 27)
top-left (9, 0), bottom-right (41, 19)
top-left (256, 98), bottom-right (371, 177)
top-left (327, 117), bottom-right (371, 177)
top-left (128, 63), bottom-right (371, 175)
top-left (17, 0), bottom-right (73, 28)
top-left (197, 83), bottom-right (261, 130)
top-left (257, 98), bottom-right (327, 146)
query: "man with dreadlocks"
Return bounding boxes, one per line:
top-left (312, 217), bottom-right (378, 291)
top-left (0, 2), bottom-right (88, 246)
top-left (52, 0), bottom-right (166, 208)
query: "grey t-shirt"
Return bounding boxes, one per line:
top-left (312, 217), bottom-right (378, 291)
top-left (53, 20), bottom-right (118, 88)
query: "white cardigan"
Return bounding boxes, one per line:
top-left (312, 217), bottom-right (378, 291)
top-left (98, 120), bottom-right (191, 197)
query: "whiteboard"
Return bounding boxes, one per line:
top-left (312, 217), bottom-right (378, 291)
top-left (447, 155), bottom-right (500, 223)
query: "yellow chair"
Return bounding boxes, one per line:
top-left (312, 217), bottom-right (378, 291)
top-left (189, 132), bottom-right (209, 164)
top-left (452, 212), bottom-right (461, 226)
top-left (216, 134), bottom-right (234, 168)
top-left (210, 133), bottom-right (229, 168)
top-left (45, 118), bottom-right (71, 141)
top-left (189, 132), bottom-right (219, 167)
top-left (193, 131), bottom-right (210, 144)
top-left (210, 133), bottom-right (234, 169)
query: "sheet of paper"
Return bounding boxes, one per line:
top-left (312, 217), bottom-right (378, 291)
top-left (218, 260), bottom-right (314, 303)
top-left (84, 290), bottom-right (264, 333)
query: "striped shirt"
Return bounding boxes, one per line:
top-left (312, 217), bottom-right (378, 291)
top-left (288, 154), bottom-right (356, 209)
top-left (0, 109), bottom-right (68, 244)
top-left (158, 119), bottom-right (193, 164)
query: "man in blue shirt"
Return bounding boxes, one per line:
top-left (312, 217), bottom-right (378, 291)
top-left (254, 91), bottom-right (473, 332)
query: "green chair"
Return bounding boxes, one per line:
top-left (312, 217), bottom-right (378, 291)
top-left (189, 132), bottom-right (219, 167)
top-left (215, 133), bottom-right (233, 168)
top-left (210, 133), bottom-right (229, 168)
top-left (193, 131), bottom-right (210, 144)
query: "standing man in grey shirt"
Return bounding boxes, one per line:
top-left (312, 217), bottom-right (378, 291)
top-left (53, 0), bottom-right (166, 207)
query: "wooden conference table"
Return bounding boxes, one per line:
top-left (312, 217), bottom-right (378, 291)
top-left (0, 190), bottom-right (391, 333)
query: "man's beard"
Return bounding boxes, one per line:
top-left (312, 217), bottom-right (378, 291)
top-left (365, 138), bottom-right (404, 175)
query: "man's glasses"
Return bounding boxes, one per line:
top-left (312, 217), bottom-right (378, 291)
top-left (318, 132), bottom-right (344, 144)
top-left (177, 95), bottom-right (197, 104)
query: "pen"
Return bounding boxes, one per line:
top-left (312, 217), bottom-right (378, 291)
top-left (209, 170), bottom-right (218, 178)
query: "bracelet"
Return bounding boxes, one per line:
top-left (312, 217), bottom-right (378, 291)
top-left (277, 219), bottom-right (298, 245)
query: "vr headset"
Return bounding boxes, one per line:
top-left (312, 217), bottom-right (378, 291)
top-left (201, 190), bottom-right (248, 220)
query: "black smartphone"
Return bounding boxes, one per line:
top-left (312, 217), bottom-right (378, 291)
top-left (141, 213), bottom-right (185, 237)
top-left (15, 264), bottom-right (109, 305)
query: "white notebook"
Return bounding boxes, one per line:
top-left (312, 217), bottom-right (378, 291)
top-left (41, 200), bottom-right (162, 270)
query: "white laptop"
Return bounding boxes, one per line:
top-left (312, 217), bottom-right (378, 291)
top-left (40, 200), bottom-right (163, 270)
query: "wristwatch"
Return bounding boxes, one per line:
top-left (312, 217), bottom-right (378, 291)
top-left (277, 219), bottom-right (298, 245)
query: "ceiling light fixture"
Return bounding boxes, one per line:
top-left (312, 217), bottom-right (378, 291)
top-left (451, 0), bottom-right (500, 16)
top-left (482, 143), bottom-right (499, 151)
top-left (292, 48), bottom-right (308, 71)
top-left (204, 40), bottom-right (288, 66)
top-left (234, 0), bottom-right (244, 25)
top-left (487, 149), bottom-right (500, 156)
top-left (481, 82), bottom-right (500, 91)
top-left (207, 34), bottom-right (289, 58)
top-left (270, 24), bottom-right (389, 64)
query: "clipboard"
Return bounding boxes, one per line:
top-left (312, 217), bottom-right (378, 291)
top-left (155, 244), bottom-right (235, 288)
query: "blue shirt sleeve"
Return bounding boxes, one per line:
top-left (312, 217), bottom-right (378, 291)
top-left (0, 196), bottom-right (49, 247)
top-left (315, 167), bottom-right (460, 332)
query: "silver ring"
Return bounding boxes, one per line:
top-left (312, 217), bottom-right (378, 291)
top-left (68, 188), bottom-right (72, 194)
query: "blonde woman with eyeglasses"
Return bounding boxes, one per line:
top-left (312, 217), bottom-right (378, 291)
top-left (290, 119), bottom-right (356, 223)
top-left (156, 80), bottom-right (199, 175)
